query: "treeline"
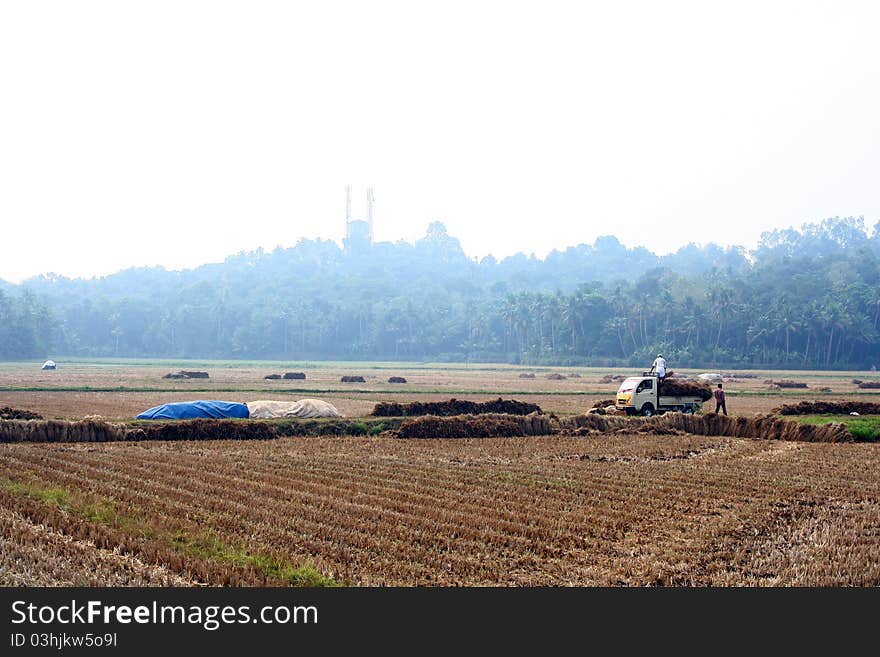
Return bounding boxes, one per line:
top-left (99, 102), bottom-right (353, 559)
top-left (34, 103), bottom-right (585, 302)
top-left (5, 217), bottom-right (880, 369)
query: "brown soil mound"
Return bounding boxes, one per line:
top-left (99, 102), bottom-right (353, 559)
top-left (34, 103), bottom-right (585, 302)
top-left (396, 414), bottom-right (525, 439)
top-left (775, 400), bottom-right (880, 415)
top-left (341, 376), bottom-right (366, 383)
top-left (558, 412), bottom-right (852, 443)
top-left (658, 380), bottom-right (713, 401)
top-left (545, 373), bottom-right (566, 380)
top-left (264, 374), bottom-right (282, 380)
top-left (858, 381), bottom-right (880, 389)
top-left (771, 380), bottom-right (808, 389)
top-left (283, 372), bottom-right (306, 380)
top-left (388, 376), bottom-right (407, 383)
top-left (371, 398), bottom-right (543, 417)
top-left (0, 407), bottom-right (42, 420)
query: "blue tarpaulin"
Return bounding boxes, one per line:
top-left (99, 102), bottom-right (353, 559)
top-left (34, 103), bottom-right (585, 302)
top-left (135, 400), bottom-right (250, 420)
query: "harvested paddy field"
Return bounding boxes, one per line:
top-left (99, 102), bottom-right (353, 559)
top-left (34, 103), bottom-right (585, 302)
top-left (1, 435), bottom-right (878, 586)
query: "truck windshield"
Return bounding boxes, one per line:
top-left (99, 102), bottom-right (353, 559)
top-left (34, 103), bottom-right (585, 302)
top-left (617, 377), bottom-right (642, 394)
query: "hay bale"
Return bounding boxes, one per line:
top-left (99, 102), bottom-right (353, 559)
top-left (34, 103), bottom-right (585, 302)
top-left (518, 373), bottom-right (536, 379)
top-left (283, 372), bottom-right (306, 380)
top-left (658, 380), bottom-right (713, 402)
top-left (371, 398), bottom-right (543, 417)
top-left (774, 400), bottom-right (880, 416)
top-left (858, 381), bottom-right (880, 389)
top-left (396, 414), bottom-right (526, 439)
top-left (599, 374), bottom-right (626, 384)
top-left (0, 419), bottom-right (124, 443)
top-left (772, 380), bottom-right (808, 389)
top-left (388, 376), bottom-right (407, 383)
top-left (556, 411), bottom-right (852, 443)
top-left (852, 379), bottom-right (863, 385)
top-left (568, 373), bottom-right (582, 378)
top-left (545, 373), bottom-right (567, 380)
top-left (180, 371), bottom-right (208, 378)
top-left (341, 375), bottom-right (366, 383)
top-left (136, 419), bottom-right (275, 442)
top-left (264, 374), bottom-right (282, 380)
top-left (590, 399), bottom-right (617, 410)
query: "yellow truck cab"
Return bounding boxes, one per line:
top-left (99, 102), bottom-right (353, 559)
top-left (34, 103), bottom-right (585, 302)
top-left (616, 373), bottom-right (702, 416)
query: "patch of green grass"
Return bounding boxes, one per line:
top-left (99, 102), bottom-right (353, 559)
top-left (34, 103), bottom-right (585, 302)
top-left (0, 477), bottom-right (71, 508)
top-left (792, 414), bottom-right (880, 441)
top-left (1, 475), bottom-right (337, 586)
top-left (171, 529), bottom-right (337, 586)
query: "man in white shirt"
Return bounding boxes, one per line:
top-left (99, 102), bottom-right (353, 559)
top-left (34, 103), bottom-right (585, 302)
top-left (651, 354), bottom-right (667, 382)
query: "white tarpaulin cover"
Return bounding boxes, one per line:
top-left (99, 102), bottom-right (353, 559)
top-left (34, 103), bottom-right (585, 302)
top-left (247, 399), bottom-right (342, 419)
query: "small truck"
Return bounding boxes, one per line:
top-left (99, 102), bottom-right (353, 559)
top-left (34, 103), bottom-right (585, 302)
top-left (615, 373), bottom-right (703, 416)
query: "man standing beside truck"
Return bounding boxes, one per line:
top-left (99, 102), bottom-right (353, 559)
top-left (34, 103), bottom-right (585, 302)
top-left (714, 383), bottom-right (728, 415)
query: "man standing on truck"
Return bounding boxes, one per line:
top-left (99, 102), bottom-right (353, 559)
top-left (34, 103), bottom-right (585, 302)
top-left (714, 383), bottom-right (727, 415)
top-left (650, 354), bottom-right (667, 382)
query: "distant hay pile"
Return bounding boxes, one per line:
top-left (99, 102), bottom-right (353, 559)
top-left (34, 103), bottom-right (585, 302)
top-left (857, 381), bottom-right (880, 389)
top-left (163, 371), bottom-right (209, 380)
top-left (283, 372), bottom-right (306, 380)
top-left (341, 375), bottom-right (366, 383)
top-left (388, 376), bottom-right (407, 383)
top-left (545, 373), bottom-right (566, 380)
top-left (0, 407), bottom-right (42, 420)
top-left (767, 380), bottom-right (808, 389)
top-left (371, 398), bottom-right (543, 417)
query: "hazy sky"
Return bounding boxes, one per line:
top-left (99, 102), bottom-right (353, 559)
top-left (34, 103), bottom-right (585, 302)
top-left (1, 1), bottom-right (878, 283)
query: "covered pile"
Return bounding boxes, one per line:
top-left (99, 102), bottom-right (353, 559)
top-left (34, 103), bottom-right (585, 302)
top-left (247, 399), bottom-right (341, 419)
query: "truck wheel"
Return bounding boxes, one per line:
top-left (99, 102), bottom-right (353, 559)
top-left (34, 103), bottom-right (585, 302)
top-left (641, 403), bottom-right (655, 417)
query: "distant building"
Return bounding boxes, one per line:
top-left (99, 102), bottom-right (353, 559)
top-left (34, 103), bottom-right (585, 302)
top-left (343, 186), bottom-right (374, 253)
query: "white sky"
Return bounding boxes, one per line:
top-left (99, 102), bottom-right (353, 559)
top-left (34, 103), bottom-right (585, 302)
top-left (1, 1), bottom-right (878, 283)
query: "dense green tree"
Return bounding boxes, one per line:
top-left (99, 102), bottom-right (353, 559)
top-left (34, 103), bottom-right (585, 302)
top-left (4, 217), bottom-right (880, 369)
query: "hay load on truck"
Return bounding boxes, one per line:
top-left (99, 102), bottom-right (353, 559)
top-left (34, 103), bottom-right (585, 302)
top-left (615, 373), bottom-right (712, 416)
